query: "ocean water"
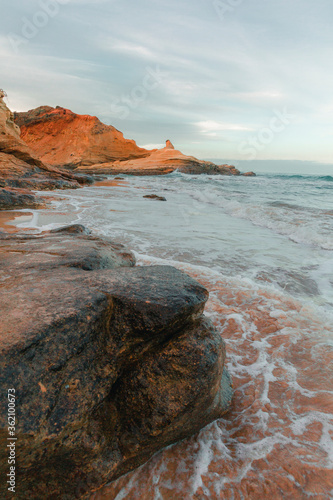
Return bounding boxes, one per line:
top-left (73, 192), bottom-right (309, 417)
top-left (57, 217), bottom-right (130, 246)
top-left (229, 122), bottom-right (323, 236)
top-left (15, 171), bottom-right (333, 499)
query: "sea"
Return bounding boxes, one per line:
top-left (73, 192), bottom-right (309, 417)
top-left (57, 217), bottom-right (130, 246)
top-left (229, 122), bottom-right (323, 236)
top-left (12, 161), bottom-right (333, 499)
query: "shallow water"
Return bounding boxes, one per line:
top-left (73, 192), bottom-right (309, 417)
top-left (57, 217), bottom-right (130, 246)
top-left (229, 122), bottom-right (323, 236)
top-left (16, 172), bottom-right (333, 499)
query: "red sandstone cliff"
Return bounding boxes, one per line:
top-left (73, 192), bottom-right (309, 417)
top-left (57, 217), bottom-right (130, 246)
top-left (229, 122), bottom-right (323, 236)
top-left (14, 106), bottom-right (151, 168)
top-left (13, 105), bottom-right (255, 176)
top-left (0, 94), bottom-right (94, 209)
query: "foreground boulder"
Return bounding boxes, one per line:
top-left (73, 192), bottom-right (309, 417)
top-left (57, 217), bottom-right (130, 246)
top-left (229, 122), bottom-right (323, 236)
top-left (0, 225), bottom-right (232, 499)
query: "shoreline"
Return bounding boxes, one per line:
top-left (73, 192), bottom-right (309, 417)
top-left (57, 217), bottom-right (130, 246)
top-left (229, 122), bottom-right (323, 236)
top-left (0, 183), bottom-right (233, 499)
top-left (0, 210), bottom-right (34, 233)
top-left (1, 174), bottom-right (333, 499)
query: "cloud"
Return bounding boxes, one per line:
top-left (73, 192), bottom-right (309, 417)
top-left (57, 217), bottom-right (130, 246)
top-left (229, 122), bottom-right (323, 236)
top-left (138, 143), bottom-right (165, 150)
top-left (0, 0), bottom-right (332, 161)
top-left (196, 120), bottom-right (253, 134)
top-left (107, 40), bottom-right (156, 60)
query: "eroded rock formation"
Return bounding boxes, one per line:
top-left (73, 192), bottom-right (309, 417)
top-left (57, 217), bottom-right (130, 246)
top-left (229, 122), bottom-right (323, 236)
top-left (0, 187), bottom-right (44, 209)
top-left (0, 96), bottom-right (94, 209)
top-left (76, 140), bottom-right (243, 176)
top-left (14, 107), bottom-right (255, 176)
top-left (14, 105), bottom-right (151, 168)
top-left (0, 225), bottom-right (232, 499)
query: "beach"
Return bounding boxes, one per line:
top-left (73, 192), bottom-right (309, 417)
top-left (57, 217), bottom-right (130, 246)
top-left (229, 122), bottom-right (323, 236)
top-left (9, 170), bottom-right (333, 499)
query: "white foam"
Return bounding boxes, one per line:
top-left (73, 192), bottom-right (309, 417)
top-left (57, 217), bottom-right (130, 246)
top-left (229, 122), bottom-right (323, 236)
top-left (186, 188), bottom-right (333, 251)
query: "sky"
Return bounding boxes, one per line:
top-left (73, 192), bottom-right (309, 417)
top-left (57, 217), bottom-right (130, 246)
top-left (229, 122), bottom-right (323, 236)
top-left (0, 0), bottom-right (332, 164)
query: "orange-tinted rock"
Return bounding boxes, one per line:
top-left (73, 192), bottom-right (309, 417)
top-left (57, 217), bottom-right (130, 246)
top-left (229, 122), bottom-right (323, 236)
top-left (0, 97), bottom-right (95, 208)
top-left (75, 141), bottom-right (242, 176)
top-left (0, 96), bottom-right (43, 173)
top-left (14, 108), bottom-right (249, 176)
top-left (165, 139), bottom-right (175, 149)
top-left (14, 105), bottom-right (151, 168)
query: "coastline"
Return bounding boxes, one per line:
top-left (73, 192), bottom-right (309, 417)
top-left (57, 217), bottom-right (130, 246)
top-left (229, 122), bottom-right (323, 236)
top-left (0, 185), bottom-right (233, 499)
top-left (0, 98), bottom-right (255, 213)
top-left (2, 0), bottom-right (332, 496)
top-left (1, 91), bottom-right (332, 498)
top-left (2, 175), bottom-right (333, 499)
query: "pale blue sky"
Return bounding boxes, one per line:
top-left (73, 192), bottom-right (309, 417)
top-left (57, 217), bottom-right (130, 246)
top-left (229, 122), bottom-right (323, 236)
top-left (1, 0), bottom-right (332, 163)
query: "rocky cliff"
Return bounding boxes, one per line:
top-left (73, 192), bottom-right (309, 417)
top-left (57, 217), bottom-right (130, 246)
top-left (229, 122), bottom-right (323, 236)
top-left (0, 95), bottom-right (94, 209)
top-left (14, 105), bottom-right (151, 168)
top-left (0, 225), bottom-right (232, 499)
top-left (0, 91), bottom-right (40, 172)
top-left (14, 106), bottom-right (255, 176)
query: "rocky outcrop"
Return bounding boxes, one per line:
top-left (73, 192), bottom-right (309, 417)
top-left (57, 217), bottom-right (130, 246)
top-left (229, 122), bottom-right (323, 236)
top-left (14, 106), bottom-right (255, 176)
top-left (0, 96), bottom-right (95, 209)
top-left (165, 139), bottom-right (175, 149)
top-left (75, 140), bottom-right (243, 176)
top-left (0, 187), bottom-right (44, 210)
top-left (14, 105), bottom-right (151, 168)
top-left (143, 194), bottom-right (167, 201)
top-left (0, 95), bottom-right (40, 169)
top-left (0, 225), bottom-right (232, 499)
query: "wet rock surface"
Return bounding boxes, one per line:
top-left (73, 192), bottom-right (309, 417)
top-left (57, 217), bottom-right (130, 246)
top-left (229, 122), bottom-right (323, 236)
top-left (0, 225), bottom-right (232, 499)
top-left (143, 194), bottom-right (167, 201)
top-left (0, 187), bottom-right (45, 209)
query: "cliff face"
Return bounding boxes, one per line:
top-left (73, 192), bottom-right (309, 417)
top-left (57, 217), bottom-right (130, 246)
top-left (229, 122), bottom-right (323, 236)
top-left (0, 96), bottom-right (94, 209)
top-left (0, 224), bottom-right (232, 499)
top-left (0, 95), bottom-right (44, 176)
top-left (14, 106), bottom-right (255, 176)
top-left (14, 106), bottom-right (151, 168)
